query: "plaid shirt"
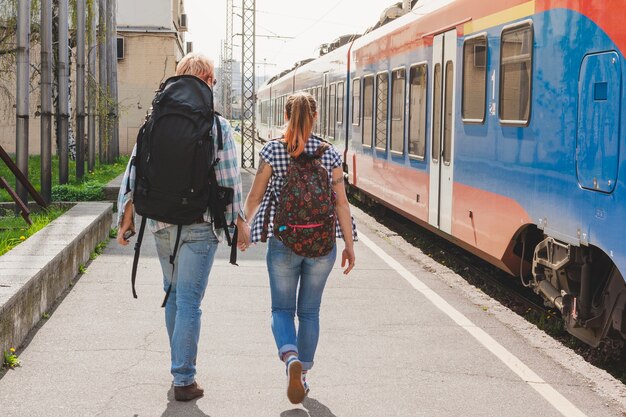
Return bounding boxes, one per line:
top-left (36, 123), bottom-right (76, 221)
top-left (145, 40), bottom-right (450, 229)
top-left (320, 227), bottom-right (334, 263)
top-left (249, 136), bottom-right (358, 243)
top-left (117, 115), bottom-right (242, 240)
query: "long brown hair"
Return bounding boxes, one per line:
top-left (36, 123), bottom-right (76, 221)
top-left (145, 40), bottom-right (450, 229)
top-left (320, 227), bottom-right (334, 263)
top-left (283, 92), bottom-right (317, 157)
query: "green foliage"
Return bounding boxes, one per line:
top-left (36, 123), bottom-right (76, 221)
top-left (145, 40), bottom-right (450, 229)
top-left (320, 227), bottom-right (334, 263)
top-left (89, 240), bottom-right (107, 260)
top-left (0, 155), bottom-right (129, 202)
top-left (2, 348), bottom-right (20, 369)
top-left (41, 312), bottom-right (50, 319)
top-left (52, 182), bottom-right (104, 201)
top-left (0, 207), bottom-right (67, 255)
top-left (109, 227), bottom-right (118, 239)
top-left (78, 263), bottom-right (86, 274)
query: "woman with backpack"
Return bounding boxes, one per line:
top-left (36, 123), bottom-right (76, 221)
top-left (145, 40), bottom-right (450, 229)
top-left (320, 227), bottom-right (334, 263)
top-left (238, 91), bottom-right (356, 404)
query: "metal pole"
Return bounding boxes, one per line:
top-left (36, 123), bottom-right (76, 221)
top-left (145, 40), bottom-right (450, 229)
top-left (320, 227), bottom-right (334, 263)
top-left (98, 0), bottom-right (108, 163)
top-left (58, 0), bottom-right (70, 184)
top-left (76, 0), bottom-right (86, 179)
top-left (241, 0), bottom-right (256, 168)
top-left (106, 0), bottom-right (115, 162)
top-left (41, 0), bottom-right (53, 204)
top-left (225, 0), bottom-right (234, 120)
top-left (87, 0), bottom-right (97, 171)
top-left (16, 0), bottom-right (30, 204)
top-left (110, 0), bottom-right (119, 159)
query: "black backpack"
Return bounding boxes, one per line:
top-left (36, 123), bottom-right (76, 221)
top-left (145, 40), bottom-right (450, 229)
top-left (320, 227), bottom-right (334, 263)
top-left (128, 75), bottom-right (237, 306)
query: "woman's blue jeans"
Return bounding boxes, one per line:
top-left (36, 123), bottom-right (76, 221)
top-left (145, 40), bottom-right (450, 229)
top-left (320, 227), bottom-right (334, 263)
top-left (154, 223), bottom-right (218, 387)
top-left (266, 237), bottom-right (337, 371)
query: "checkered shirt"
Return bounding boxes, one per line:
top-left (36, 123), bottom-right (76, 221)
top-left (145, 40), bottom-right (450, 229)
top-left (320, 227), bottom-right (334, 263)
top-left (249, 136), bottom-right (358, 243)
top-left (117, 115), bottom-right (243, 240)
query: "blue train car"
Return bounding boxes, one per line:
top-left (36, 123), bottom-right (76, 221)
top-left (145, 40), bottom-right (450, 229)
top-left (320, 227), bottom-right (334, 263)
top-left (255, 0), bottom-right (626, 347)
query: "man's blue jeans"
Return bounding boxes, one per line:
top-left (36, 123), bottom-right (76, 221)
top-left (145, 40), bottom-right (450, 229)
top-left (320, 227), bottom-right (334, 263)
top-left (266, 237), bottom-right (337, 371)
top-left (154, 223), bottom-right (218, 387)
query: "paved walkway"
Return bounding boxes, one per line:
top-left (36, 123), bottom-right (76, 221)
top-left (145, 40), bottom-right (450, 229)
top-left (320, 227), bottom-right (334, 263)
top-left (1, 170), bottom-right (625, 417)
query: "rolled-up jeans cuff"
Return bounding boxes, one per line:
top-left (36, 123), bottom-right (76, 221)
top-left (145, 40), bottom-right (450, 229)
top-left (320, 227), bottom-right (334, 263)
top-left (301, 361), bottom-right (314, 371)
top-left (278, 344), bottom-right (298, 360)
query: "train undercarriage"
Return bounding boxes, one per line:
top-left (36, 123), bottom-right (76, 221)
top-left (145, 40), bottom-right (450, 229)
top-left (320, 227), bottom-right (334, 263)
top-left (528, 233), bottom-right (626, 347)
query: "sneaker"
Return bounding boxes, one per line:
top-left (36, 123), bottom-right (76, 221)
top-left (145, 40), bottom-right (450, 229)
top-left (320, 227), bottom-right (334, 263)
top-left (301, 372), bottom-right (310, 397)
top-left (285, 356), bottom-right (306, 404)
top-left (174, 381), bottom-right (204, 401)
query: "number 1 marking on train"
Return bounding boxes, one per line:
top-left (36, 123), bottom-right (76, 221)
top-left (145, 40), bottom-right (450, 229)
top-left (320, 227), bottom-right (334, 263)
top-left (492, 70), bottom-right (496, 100)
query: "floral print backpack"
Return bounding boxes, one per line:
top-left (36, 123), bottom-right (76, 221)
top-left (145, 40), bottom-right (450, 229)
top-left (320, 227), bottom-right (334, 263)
top-left (265, 142), bottom-right (336, 257)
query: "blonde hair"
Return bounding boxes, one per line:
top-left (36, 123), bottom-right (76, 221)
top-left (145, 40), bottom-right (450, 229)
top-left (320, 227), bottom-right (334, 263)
top-left (284, 92), bottom-right (317, 157)
top-left (175, 53), bottom-right (214, 84)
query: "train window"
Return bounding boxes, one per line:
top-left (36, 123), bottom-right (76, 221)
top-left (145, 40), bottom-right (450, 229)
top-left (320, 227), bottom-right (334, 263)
top-left (443, 61), bottom-right (454, 165)
top-left (352, 78), bottom-right (360, 126)
top-left (500, 21), bottom-right (533, 125)
top-left (432, 63), bottom-right (442, 162)
top-left (329, 83), bottom-right (336, 140)
top-left (337, 81), bottom-right (344, 125)
top-left (409, 64), bottom-right (427, 159)
top-left (462, 34), bottom-right (487, 123)
top-left (316, 86), bottom-right (322, 134)
top-left (363, 75), bottom-right (374, 147)
top-left (375, 72), bottom-right (389, 150)
top-left (390, 68), bottom-right (406, 154)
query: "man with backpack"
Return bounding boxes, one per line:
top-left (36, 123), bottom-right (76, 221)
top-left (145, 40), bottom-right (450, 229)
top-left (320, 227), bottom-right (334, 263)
top-left (116, 53), bottom-right (246, 402)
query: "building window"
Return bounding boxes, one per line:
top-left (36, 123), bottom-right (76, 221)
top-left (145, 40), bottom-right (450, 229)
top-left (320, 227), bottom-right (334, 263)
top-left (390, 68), bottom-right (406, 154)
top-left (500, 21), bottom-right (533, 125)
top-left (409, 64), bottom-right (427, 159)
top-left (375, 72), bottom-right (389, 150)
top-left (352, 78), bottom-right (360, 126)
top-left (462, 34), bottom-right (487, 122)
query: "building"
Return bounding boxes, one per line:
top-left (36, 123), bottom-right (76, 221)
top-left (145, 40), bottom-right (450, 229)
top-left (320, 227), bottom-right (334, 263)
top-left (0, 0), bottom-right (188, 156)
top-left (117, 0), bottom-right (188, 154)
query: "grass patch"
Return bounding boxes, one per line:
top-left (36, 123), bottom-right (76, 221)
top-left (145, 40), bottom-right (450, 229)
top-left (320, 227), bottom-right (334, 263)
top-left (0, 207), bottom-right (67, 256)
top-left (0, 155), bottom-right (129, 202)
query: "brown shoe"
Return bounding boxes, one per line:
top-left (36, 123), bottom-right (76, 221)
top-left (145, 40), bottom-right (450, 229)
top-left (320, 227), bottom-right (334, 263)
top-left (174, 381), bottom-right (204, 401)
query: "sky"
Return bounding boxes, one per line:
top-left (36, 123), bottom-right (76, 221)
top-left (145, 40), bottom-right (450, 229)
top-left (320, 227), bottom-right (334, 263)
top-left (184, 0), bottom-right (401, 78)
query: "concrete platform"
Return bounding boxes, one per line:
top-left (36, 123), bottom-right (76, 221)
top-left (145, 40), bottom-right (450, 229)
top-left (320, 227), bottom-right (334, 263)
top-left (0, 202), bottom-right (113, 356)
top-left (0, 171), bottom-right (624, 417)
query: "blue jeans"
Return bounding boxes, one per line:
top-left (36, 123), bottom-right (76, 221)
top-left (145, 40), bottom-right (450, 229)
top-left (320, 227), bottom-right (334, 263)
top-left (154, 223), bottom-right (219, 387)
top-left (266, 237), bottom-right (337, 371)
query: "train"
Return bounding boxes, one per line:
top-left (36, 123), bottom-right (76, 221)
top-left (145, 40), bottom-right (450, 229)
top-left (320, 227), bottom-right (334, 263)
top-left (254, 0), bottom-right (626, 348)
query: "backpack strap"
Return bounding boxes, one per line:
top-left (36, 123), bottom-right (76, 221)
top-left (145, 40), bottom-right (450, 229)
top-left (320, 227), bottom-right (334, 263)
top-left (214, 115), bottom-right (223, 151)
top-left (131, 216), bottom-right (147, 299)
top-left (161, 224), bottom-right (183, 308)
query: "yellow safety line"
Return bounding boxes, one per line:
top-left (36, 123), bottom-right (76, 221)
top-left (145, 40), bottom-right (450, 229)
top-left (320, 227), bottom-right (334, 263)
top-left (463, 1), bottom-right (536, 35)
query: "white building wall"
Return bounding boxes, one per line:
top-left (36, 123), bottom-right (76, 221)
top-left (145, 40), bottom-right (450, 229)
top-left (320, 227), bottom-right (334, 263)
top-left (117, 0), bottom-right (172, 29)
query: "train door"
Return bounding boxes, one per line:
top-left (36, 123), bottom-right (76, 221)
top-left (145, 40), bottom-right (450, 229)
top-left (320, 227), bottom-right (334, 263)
top-left (428, 30), bottom-right (457, 234)
top-left (577, 52), bottom-right (621, 193)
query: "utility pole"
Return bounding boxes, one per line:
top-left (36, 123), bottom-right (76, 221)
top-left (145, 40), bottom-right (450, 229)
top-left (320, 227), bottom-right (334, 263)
top-left (16, 0), bottom-right (30, 205)
top-left (87, 0), bottom-right (97, 171)
top-left (240, 0), bottom-right (256, 168)
top-left (76, 0), bottom-right (86, 179)
top-left (58, 0), bottom-right (70, 184)
top-left (224, 0), bottom-right (234, 120)
top-left (41, 0), bottom-right (53, 203)
top-left (98, 0), bottom-right (108, 163)
top-left (106, 0), bottom-right (119, 162)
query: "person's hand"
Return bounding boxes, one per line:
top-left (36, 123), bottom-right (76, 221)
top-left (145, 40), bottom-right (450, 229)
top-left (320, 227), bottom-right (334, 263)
top-left (117, 224), bottom-right (134, 246)
top-left (116, 208), bottom-right (135, 246)
top-left (237, 217), bottom-right (251, 251)
top-left (341, 246), bottom-right (355, 275)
